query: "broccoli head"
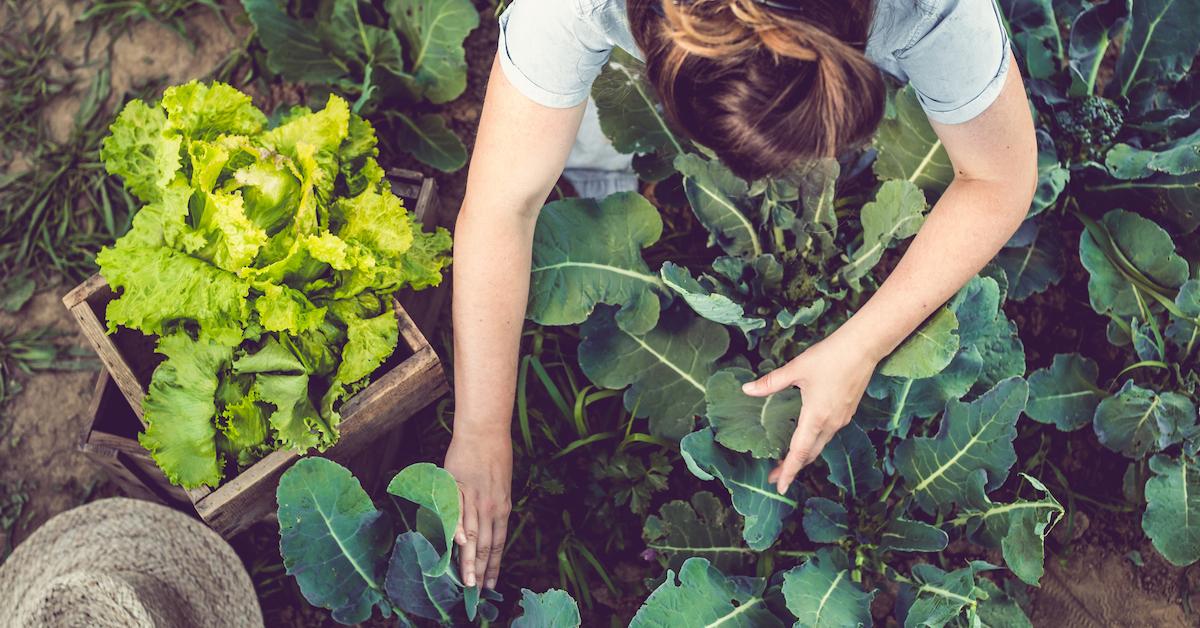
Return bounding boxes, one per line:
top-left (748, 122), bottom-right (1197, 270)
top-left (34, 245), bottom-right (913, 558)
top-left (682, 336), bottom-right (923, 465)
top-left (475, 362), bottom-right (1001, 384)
top-left (1053, 96), bottom-right (1124, 163)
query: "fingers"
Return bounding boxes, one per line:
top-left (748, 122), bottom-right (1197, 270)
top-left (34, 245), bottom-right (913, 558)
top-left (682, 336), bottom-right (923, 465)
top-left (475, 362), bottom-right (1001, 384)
top-left (459, 504), bottom-right (480, 588)
top-left (473, 512), bottom-right (494, 592)
top-left (772, 407), bottom-right (824, 494)
top-left (454, 485), bottom-right (467, 546)
top-left (483, 514), bottom-right (508, 590)
top-left (742, 366), bottom-right (796, 397)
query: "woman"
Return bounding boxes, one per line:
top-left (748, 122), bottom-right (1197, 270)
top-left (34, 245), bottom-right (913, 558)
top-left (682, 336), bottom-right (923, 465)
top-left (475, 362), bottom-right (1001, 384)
top-left (443, 0), bottom-right (1037, 592)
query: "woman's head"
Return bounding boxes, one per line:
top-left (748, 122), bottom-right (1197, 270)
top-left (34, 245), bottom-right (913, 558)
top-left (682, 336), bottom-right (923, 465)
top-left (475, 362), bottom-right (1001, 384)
top-left (628, 0), bottom-right (884, 181)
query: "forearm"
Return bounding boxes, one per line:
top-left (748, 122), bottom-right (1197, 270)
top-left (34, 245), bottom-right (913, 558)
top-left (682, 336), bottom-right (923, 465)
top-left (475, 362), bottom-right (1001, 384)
top-left (450, 202), bottom-right (539, 438)
top-left (838, 177), bottom-right (1030, 360)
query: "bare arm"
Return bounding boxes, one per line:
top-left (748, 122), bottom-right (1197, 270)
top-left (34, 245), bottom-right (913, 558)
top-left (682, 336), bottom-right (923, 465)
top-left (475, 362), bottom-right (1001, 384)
top-left (444, 53), bottom-right (586, 590)
top-left (744, 50), bottom-right (1039, 493)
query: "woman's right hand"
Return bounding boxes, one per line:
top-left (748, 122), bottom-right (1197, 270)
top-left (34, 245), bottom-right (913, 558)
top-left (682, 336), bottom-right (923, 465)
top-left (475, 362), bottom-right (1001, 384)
top-left (442, 51), bottom-right (586, 590)
top-left (444, 427), bottom-right (513, 590)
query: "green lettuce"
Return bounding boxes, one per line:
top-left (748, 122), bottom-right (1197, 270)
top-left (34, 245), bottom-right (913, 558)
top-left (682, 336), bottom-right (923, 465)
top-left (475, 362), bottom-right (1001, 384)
top-left (97, 80), bottom-right (452, 489)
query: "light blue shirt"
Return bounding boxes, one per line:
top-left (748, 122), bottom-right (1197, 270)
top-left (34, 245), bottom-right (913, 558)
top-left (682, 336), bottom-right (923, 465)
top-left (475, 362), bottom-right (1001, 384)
top-left (496, 0), bottom-right (1012, 125)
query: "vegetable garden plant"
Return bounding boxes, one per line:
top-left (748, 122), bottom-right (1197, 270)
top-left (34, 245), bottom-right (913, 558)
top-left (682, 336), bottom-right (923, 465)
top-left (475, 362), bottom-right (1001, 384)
top-left (255, 0), bottom-right (1198, 625)
top-left (97, 81), bottom-right (451, 489)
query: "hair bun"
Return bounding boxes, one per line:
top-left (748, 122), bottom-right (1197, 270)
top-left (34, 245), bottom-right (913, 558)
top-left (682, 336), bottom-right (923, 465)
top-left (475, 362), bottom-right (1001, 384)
top-left (632, 0), bottom-right (884, 181)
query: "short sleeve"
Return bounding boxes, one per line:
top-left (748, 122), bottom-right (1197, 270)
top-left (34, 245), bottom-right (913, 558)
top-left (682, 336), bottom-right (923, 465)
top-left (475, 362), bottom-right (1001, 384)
top-left (496, 0), bottom-right (614, 108)
top-left (894, 0), bottom-right (1012, 125)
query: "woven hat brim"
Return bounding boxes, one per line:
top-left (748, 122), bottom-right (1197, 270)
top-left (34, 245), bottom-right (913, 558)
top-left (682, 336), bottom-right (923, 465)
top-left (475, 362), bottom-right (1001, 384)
top-left (0, 497), bottom-right (263, 628)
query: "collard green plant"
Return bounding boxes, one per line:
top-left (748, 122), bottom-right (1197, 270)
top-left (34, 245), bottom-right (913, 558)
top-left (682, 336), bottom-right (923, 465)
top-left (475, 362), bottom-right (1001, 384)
top-left (97, 81), bottom-right (452, 489)
top-left (240, 0), bottom-right (478, 171)
top-left (990, 0), bottom-right (1200, 568)
top-left (518, 39), bottom-right (1074, 625)
top-left (278, 457), bottom-right (581, 625)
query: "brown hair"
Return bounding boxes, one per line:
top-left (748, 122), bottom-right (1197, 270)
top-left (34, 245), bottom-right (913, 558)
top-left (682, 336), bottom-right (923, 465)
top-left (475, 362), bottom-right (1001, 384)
top-left (628, 0), bottom-right (885, 181)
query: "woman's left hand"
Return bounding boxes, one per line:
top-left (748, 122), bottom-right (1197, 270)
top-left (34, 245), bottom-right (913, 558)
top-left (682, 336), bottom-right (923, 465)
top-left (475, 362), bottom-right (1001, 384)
top-left (741, 328), bottom-right (882, 495)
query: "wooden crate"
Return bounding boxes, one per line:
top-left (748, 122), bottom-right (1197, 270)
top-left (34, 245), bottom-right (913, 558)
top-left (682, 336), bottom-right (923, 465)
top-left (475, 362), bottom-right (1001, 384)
top-left (389, 167), bottom-right (452, 339)
top-left (65, 171), bottom-right (450, 538)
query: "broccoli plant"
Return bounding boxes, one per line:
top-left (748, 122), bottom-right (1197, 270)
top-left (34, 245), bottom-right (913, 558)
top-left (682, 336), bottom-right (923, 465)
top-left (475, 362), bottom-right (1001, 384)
top-left (277, 457), bottom-right (583, 626)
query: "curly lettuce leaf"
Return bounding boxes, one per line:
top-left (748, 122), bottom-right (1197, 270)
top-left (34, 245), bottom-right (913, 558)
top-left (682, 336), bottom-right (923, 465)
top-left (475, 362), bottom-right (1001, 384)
top-left (138, 331), bottom-right (234, 489)
top-left (218, 384), bottom-right (271, 467)
top-left (161, 80), bottom-right (267, 139)
top-left (255, 283), bottom-right (327, 335)
top-left (99, 99), bottom-right (183, 204)
top-left (399, 218), bottom-right (453, 291)
top-left (97, 245), bottom-right (251, 346)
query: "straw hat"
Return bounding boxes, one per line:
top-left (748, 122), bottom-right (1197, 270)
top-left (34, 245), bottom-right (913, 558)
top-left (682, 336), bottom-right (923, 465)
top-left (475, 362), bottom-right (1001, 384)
top-left (0, 497), bottom-right (262, 628)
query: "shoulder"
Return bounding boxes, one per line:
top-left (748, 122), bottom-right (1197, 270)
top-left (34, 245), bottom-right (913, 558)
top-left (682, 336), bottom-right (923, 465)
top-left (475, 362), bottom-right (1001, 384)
top-left (496, 0), bottom-right (630, 108)
top-left (872, 0), bottom-right (1013, 125)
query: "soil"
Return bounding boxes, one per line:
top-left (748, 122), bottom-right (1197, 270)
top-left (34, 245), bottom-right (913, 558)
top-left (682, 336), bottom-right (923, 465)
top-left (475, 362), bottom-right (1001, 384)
top-left (0, 2), bottom-right (1195, 627)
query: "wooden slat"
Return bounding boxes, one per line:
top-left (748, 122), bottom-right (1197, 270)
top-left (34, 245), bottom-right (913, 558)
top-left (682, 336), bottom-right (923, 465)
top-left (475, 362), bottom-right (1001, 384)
top-left (80, 443), bottom-right (167, 504)
top-left (66, 280), bottom-right (147, 419)
top-left (61, 273), bottom-right (106, 309)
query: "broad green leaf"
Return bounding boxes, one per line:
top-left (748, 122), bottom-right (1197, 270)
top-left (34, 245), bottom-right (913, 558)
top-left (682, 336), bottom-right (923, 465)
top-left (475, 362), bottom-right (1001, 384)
top-left (704, 367), bottom-right (802, 459)
top-left (241, 0), bottom-right (353, 83)
top-left (529, 192), bottom-right (665, 334)
top-left (386, 463), bottom-right (460, 577)
top-left (1026, 353), bottom-right (1104, 431)
top-left (819, 422), bottom-right (883, 499)
top-left (1142, 454), bottom-right (1200, 566)
top-left (138, 332), bottom-right (233, 489)
top-left (384, 531), bottom-right (461, 622)
top-left (277, 458), bottom-right (392, 624)
top-left (1000, 0), bottom-right (1062, 80)
top-left (879, 518), bottom-right (948, 553)
top-left (900, 562), bottom-right (996, 628)
top-left (1093, 381), bottom-right (1197, 458)
top-left (976, 578), bottom-right (1033, 628)
top-left (842, 179), bottom-right (927, 281)
top-left (592, 47), bottom-right (682, 156)
top-left (393, 112), bottom-right (468, 172)
top-left (579, 308), bottom-right (728, 440)
top-left (99, 100), bottom-right (182, 204)
top-left (1066, 0), bottom-right (1128, 96)
top-left (895, 378), bottom-right (1029, 514)
top-left (679, 427), bottom-right (801, 550)
top-left (386, 0), bottom-right (479, 103)
top-left (994, 220), bottom-right (1065, 301)
top-left (629, 558), bottom-right (782, 628)
top-left (661, 262), bottom-right (766, 339)
top-left (1029, 130), bottom-right (1069, 217)
top-left (1165, 279), bottom-right (1200, 354)
top-left (879, 307), bottom-right (959, 379)
top-left (1079, 208), bottom-right (1188, 320)
top-left (674, 153), bottom-right (763, 258)
top-left (782, 547), bottom-right (874, 628)
top-left (511, 589), bottom-right (581, 628)
top-left (794, 158), bottom-right (841, 254)
top-left (864, 349), bottom-right (984, 436)
top-left (1113, 0), bottom-right (1200, 109)
top-left (959, 472), bottom-right (1063, 585)
top-left (1106, 131), bottom-right (1200, 179)
top-left (802, 497), bottom-right (849, 543)
top-left (873, 86), bottom-right (953, 195)
top-left (643, 491), bottom-right (750, 572)
top-left (948, 275), bottom-right (1026, 395)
